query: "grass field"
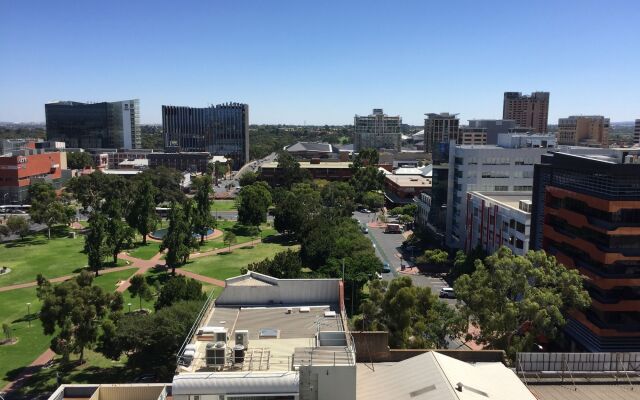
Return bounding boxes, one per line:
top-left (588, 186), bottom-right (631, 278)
top-left (195, 221), bottom-right (277, 253)
top-left (127, 242), bottom-right (162, 260)
top-left (0, 270), bottom-right (138, 388)
top-left (182, 241), bottom-right (299, 281)
top-left (0, 227), bottom-right (87, 287)
top-left (210, 199), bottom-right (237, 212)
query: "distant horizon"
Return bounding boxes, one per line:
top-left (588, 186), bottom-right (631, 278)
top-left (1, 1), bottom-right (639, 125)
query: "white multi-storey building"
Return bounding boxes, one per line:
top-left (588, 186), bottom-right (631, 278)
top-left (353, 108), bottom-right (402, 152)
top-left (465, 191), bottom-right (532, 256)
top-left (445, 134), bottom-right (557, 249)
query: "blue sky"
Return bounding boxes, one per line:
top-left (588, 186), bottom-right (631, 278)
top-left (0, 0), bottom-right (638, 125)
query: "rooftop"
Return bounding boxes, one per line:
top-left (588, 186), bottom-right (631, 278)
top-left (286, 142), bottom-right (333, 153)
top-left (471, 191), bottom-right (532, 211)
top-left (261, 161), bottom-right (352, 169)
top-left (385, 174), bottom-right (432, 188)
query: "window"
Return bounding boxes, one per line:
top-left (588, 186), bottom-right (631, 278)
top-left (516, 239), bottom-right (524, 249)
top-left (494, 186), bottom-right (508, 191)
top-left (516, 222), bottom-right (525, 233)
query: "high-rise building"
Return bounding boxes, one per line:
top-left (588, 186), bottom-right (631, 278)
top-left (424, 113), bottom-right (459, 157)
top-left (445, 134), bottom-right (557, 249)
top-left (503, 92), bottom-right (550, 133)
top-left (467, 119), bottom-right (517, 144)
top-left (353, 109), bottom-right (401, 152)
top-left (162, 103), bottom-right (249, 169)
top-left (634, 119), bottom-right (640, 145)
top-left (557, 115), bottom-right (610, 147)
top-left (45, 100), bottom-right (141, 149)
top-left (531, 150), bottom-right (640, 352)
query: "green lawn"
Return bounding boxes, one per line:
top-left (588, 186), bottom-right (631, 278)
top-left (195, 221), bottom-right (277, 253)
top-left (182, 241), bottom-right (299, 281)
top-left (0, 227), bottom-right (88, 287)
top-left (128, 242), bottom-right (162, 260)
top-left (210, 199), bottom-right (237, 212)
top-left (0, 270), bottom-right (136, 388)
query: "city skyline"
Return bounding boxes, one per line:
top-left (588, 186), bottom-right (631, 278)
top-left (1, 0), bottom-right (639, 125)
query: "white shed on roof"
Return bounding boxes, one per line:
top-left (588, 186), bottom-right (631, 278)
top-left (172, 372), bottom-right (299, 398)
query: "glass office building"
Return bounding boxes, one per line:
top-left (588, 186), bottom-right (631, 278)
top-left (45, 100), bottom-right (141, 149)
top-left (162, 103), bottom-right (249, 169)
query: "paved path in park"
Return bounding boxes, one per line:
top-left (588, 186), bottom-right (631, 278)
top-left (176, 269), bottom-right (225, 287)
top-left (190, 239), bottom-right (262, 259)
top-left (0, 349), bottom-right (57, 397)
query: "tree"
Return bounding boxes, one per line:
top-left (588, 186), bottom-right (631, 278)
top-left (276, 151), bottom-right (311, 189)
top-left (67, 172), bottom-right (129, 212)
top-left (356, 276), bottom-right (466, 348)
top-left (128, 275), bottom-right (153, 311)
top-left (6, 215), bottom-right (29, 239)
top-left (85, 211), bottom-right (110, 276)
top-left (416, 249), bottom-right (449, 266)
top-left (127, 178), bottom-right (158, 245)
top-left (0, 224), bottom-right (9, 238)
top-left (453, 247), bottom-right (591, 359)
top-left (244, 249), bottom-right (303, 279)
top-left (238, 171), bottom-right (258, 187)
top-left (104, 198), bottom-right (135, 264)
top-left (2, 323), bottom-right (12, 340)
top-left (37, 271), bottom-right (123, 363)
top-left (154, 276), bottom-right (205, 310)
top-left (320, 181), bottom-right (355, 218)
top-left (223, 231), bottom-right (237, 252)
top-left (28, 182), bottom-right (74, 239)
top-left (273, 183), bottom-right (322, 238)
top-left (351, 148), bottom-right (379, 169)
top-left (138, 167), bottom-right (186, 204)
top-left (191, 175), bottom-right (215, 245)
top-left (66, 151), bottom-right (94, 169)
top-left (350, 167), bottom-right (385, 201)
top-left (160, 203), bottom-right (194, 275)
top-left (237, 182), bottom-right (272, 227)
top-left (362, 191), bottom-right (384, 210)
top-left (450, 246), bottom-right (486, 280)
top-left (97, 300), bottom-right (203, 380)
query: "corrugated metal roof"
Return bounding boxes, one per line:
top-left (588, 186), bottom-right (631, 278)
top-left (172, 372), bottom-right (299, 395)
top-left (528, 384), bottom-right (640, 400)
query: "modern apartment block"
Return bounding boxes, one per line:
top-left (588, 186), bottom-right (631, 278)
top-left (162, 103), bottom-right (249, 169)
top-left (557, 115), bottom-right (610, 147)
top-left (353, 109), bottom-right (401, 152)
top-left (45, 100), bottom-right (141, 149)
top-left (503, 92), bottom-right (550, 133)
top-left (465, 191), bottom-right (532, 256)
top-left (424, 113), bottom-right (459, 157)
top-left (468, 119), bottom-right (517, 144)
top-left (530, 150), bottom-right (640, 352)
top-left (634, 119), bottom-right (640, 145)
top-left (457, 126), bottom-right (487, 145)
top-left (445, 134), bottom-right (557, 249)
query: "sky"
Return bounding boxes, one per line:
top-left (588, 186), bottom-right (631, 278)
top-left (0, 0), bottom-right (639, 125)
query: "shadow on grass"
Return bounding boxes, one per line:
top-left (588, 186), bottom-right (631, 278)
top-left (12, 312), bottom-right (39, 324)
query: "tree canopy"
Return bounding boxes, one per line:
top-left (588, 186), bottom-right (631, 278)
top-left (126, 177), bottom-right (158, 245)
top-left (66, 151), bottom-right (94, 169)
top-left (28, 182), bottom-right (74, 239)
top-left (160, 202), bottom-right (195, 275)
top-left (191, 175), bottom-right (215, 245)
top-left (237, 182), bottom-right (272, 227)
top-left (276, 151), bottom-right (311, 189)
top-left (243, 249), bottom-right (303, 279)
top-left (154, 276), bottom-right (206, 310)
top-left (454, 247), bottom-right (591, 359)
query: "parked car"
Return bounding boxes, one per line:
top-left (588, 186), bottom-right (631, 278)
top-left (382, 263), bottom-right (391, 273)
top-left (439, 287), bottom-right (456, 299)
top-left (361, 224), bottom-right (369, 234)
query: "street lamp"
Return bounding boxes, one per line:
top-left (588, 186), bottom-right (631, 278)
top-left (26, 303), bottom-right (31, 327)
top-left (128, 303), bottom-right (132, 313)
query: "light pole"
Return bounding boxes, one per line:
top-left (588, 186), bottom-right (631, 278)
top-left (128, 303), bottom-right (132, 313)
top-left (26, 303), bottom-right (31, 327)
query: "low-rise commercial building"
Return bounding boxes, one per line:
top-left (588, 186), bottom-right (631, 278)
top-left (384, 173), bottom-right (431, 206)
top-left (465, 191), bottom-right (532, 255)
top-left (0, 150), bottom-right (66, 203)
top-left (531, 150), bottom-right (640, 352)
top-left (260, 160), bottom-right (353, 185)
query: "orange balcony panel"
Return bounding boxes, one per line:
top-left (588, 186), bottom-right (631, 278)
top-left (546, 186), bottom-right (640, 213)
top-left (591, 299), bottom-right (640, 312)
top-left (543, 224), bottom-right (640, 264)
top-left (568, 309), bottom-right (640, 338)
top-left (546, 206), bottom-right (640, 235)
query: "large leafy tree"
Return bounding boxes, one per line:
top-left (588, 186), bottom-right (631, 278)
top-left (138, 166), bottom-right (185, 204)
top-left (85, 211), bottom-right (110, 276)
top-left (243, 249), bottom-right (303, 279)
top-left (454, 247), bottom-right (591, 359)
top-left (350, 167), bottom-right (385, 202)
top-left (97, 300), bottom-right (203, 380)
top-left (128, 275), bottom-right (153, 311)
top-left (154, 276), bottom-right (206, 310)
top-left (28, 182), bottom-right (74, 239)
top-left (276, 151), bottom-right (311, 189)
top-left (127, 177), bottom-right (158, 245)
top-left (191, 175), bottom-right (215, 245)
top-left (357, 277), bottom-right (466, 348)
top-left (238, 171), bottom-right (259, 187)
top-left (37, 271), bottom-right (123, 363)
top-left (237, 182), bottom-right (272, 227)
top-left (160, 202), bottom-right (195, 275)
top-left (66, 151), bottom-right (94, 169)
top-left (351, 148), bottom-right (379, 169)
top-left (104, 197), bottom-right (135, 264)
top-left (320, 181), bottom-right (356, 218)
top-left (273, 183), bottom-right (322, 238)
top-left (6, 215), bottom-right (29, 239)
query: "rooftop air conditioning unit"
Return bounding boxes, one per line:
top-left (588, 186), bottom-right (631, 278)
top-left (235, 330), bottom-right (249, 348)
top-left (205, 341), bottom-right (226, 367)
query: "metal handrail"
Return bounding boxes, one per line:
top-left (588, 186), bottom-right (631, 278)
top-left (175, 288), bottom-right (217, 365)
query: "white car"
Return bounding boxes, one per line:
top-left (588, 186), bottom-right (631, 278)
top-left (439, 287), bottom-right (455, 299)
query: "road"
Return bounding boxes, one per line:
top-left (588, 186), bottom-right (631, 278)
top-left (351, 211), bottom-right (455, 307)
